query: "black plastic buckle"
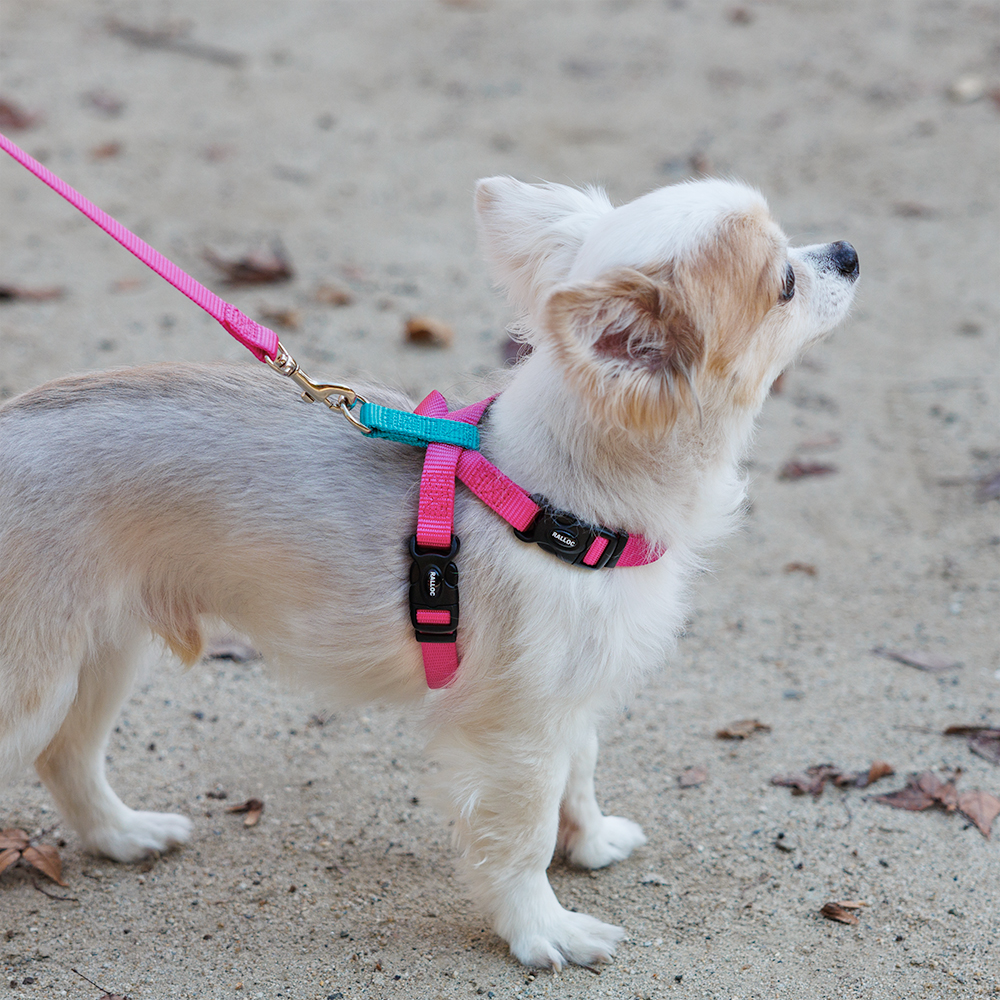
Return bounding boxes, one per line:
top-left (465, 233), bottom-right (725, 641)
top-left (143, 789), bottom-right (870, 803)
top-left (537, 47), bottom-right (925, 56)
top-left (513, 495), bottom-right (629, 569)
top-left (408, 535), bottom-right (460, 643)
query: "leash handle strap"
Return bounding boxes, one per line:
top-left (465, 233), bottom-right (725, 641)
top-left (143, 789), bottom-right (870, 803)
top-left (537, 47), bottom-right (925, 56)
top-left (0, 130), bottom-right (279, 362)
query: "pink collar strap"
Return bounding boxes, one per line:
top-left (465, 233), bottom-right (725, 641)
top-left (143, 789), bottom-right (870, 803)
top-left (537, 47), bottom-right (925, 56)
top-left (409, 391), bottom-right (664, 688)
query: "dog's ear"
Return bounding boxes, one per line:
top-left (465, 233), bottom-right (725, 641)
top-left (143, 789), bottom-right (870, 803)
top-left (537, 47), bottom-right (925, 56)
top-left (475, 176), bottom-right (613, 320)
top-left (543, 267), bottom-right (705, 435)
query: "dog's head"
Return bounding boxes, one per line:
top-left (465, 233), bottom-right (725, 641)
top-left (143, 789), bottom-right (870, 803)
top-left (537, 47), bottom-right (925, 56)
top-left (476, 176), bottom-right (858, 435)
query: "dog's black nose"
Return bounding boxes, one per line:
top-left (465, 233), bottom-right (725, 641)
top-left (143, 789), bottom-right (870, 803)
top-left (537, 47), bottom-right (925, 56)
top-left (830, 241), bottom-right (859, 282)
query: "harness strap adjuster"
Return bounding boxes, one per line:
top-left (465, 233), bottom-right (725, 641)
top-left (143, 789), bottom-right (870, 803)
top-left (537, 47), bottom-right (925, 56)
top-left (408, 534), bottom-right (461, 643)
top-left (513, 495), bottom-right (629, 569)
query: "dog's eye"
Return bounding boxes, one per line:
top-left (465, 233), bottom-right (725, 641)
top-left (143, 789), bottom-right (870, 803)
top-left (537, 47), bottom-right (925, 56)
top-left (780, 263), bottom-right (796, 302)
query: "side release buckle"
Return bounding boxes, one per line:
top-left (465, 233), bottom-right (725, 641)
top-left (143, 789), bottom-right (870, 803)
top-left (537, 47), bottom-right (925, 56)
top-left (513, 495), bottom-right (629, 569)
top-left (408, 535), bottom-right (460, 643)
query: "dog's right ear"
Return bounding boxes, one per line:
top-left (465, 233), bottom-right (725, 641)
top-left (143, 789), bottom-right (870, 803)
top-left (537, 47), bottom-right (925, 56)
top-left (475, 176), bottom-right (613, 321)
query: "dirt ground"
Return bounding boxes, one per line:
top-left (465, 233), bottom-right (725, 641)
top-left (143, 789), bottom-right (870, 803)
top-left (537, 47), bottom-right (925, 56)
top-left (1, 2), bottom-right (998, 998)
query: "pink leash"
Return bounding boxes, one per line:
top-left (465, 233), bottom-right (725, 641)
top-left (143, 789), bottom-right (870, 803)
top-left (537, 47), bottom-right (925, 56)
top-left (1, 128), bottom-right (665, 692)
top-left (0, 131), bottom-right (278, 362)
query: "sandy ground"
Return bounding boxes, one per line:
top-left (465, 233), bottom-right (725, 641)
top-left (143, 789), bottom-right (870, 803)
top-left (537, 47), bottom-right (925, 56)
top-left (1, 2), bottom-right (998, 998)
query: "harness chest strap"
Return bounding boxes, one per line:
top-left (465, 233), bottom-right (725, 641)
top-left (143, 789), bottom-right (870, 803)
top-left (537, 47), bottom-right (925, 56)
top-left (409, 391), bottom-right (665, 689)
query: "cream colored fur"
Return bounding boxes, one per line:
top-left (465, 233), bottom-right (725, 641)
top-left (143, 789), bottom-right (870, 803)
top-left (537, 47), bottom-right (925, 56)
top-left (0, 177), bottom-right (857, 968)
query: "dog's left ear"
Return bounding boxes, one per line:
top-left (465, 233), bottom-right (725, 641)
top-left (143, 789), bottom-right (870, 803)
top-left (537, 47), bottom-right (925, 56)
top-left (543, 267), bottom-right (705, 434)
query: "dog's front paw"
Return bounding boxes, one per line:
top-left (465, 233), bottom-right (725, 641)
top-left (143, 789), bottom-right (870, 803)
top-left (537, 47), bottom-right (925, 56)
top-left (508, 908), bottom-right (625, 969)
top-left (84, 810), bottom-right (193, 862)
top-left (563, 815), bottom-right (646, 870)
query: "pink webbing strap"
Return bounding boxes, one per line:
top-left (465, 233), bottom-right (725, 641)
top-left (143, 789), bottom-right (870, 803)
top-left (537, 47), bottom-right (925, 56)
top-left (0, 130), bottom-right (278, 362)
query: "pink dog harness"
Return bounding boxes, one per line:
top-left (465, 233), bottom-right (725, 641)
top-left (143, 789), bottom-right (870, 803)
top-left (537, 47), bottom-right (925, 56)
top-left (0, 130), bottom-right (664, 689)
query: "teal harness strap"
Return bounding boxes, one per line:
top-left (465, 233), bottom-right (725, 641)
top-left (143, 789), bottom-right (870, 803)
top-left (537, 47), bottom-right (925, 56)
top-left (358, 401), bottom-right (481, 450)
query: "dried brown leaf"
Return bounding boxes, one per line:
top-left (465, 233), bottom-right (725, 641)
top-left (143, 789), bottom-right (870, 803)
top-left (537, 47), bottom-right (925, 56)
top-left (204, 245), bottom-right (293, 286)
top-left (314, 283), bottom-right (354, 306)
top-left (0, 847), bottom-right (21, 876)
top-left (783, 562), bottom-right (817, 576)
top-left (227, 798), bottom-right (264, 827)
top-left (778, 460), bottom-right (837, 481)
top-left (677, 766), bottom-right (708, 788)
top-left (917, 771), bottom-right (959, 810)
top-left (0, 98), bottom-right (41, 130)
top-left (259, 306), bottom-right (300, 330)
top-left (405, 315), bottom-right (454, 348)
top-left (0, 829), bottom-right (30, 851)
top-left (0, 285), bottom-right (65, 303)
top-left (820, 901), bottom-right (859, 925)
top-left (21, 844), bottom-right (66, 886)
top-left (865, 761), bottom-right (895, 785)
top-left (90, 141), bottom-right (122, 160)
top-left (967, 732), bottom-right (1000, 766)
top-left (872, 647), bottom-right (961, 672)
top-left (956, 790), bottom-right (1000, 838)
top-left (717, 719), bottom-right (771, 740)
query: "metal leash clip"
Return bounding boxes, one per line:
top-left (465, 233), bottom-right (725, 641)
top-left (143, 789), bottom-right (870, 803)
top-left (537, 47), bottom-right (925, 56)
top-left (265, 341), bottom-right (370, 432)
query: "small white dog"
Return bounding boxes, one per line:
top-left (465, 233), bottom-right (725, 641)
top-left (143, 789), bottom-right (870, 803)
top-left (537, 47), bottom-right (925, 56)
top-left (0, 176), bottom-right (857, 968)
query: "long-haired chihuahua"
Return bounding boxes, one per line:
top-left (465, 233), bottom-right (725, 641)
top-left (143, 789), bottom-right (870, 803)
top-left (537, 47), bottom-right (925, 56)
top-left (0, 176), bottom-right (857, 967)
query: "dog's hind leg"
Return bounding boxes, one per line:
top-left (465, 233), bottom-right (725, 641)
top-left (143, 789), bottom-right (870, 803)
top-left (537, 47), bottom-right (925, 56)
top-left (557, 724), bottom-right (646, 869)
top-left (436, 711), bottom-right (629, 969)
top-left (33, 633), bottom-right (192, 862)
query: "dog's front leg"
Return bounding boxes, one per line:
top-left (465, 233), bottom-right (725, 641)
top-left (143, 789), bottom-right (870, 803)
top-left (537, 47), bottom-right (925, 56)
top-left (437, 715), bottom-right (626, 969)
top-left (557, 724), bottom-right (647, 869)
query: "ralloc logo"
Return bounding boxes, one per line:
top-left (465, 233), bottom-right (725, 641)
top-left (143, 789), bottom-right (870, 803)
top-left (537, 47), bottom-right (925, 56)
top-left (426, 569), bottom-right (440, 597)
top-left (551, 531), bottom-right (575, 548)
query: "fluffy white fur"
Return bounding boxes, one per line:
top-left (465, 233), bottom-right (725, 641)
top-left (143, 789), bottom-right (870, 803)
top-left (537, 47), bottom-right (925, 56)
top-left (0, 176), bottom-right (857, 968)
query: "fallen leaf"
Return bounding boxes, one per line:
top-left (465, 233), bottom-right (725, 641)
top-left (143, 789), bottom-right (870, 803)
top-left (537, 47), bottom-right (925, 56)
top-left (783, 562), bottom-right (817, 576)
top-left (677, 766), bottom-right (708, 788)
top-left (0, 285), bottom-right (65, 302)
top-left (227, 798), bottom-right (264, 827)
top-left (868, 769), bottom-right (1000, 837)
top-left (778, 460), bottom-right (837, 481)
top-left (717, 719), bottom-right (771, 740)
top-left (204, 244), bottom-right (293, 286)
top-left (314, 283), bottom-right (354, 306)
top-left (871, 647), bottom-right (961, 672)
top-left (820, 901), bottom-right (859, 925)
top-left (90, 141), bottom-right (122, 161)
top-left (21, 844), bottom-right (66, 886)
top-left (0, 830), bottom-right (67, 885)
top-left (956, 790), bottom-right (1000, 838)
top-left (0, 848), bottom-right (20, 876)
top-left (772, 762), bottom-right (894, 797)
top-left (0, 98), bottom-right (41, 130)
top-left (405, 315), bottom-right (454, 348)
top-left (110, 277), bottom-right (143, 293)
top-left (0, 829), bottom-right (30, 851)
top-left (259, 306), bottom-right (300, 330)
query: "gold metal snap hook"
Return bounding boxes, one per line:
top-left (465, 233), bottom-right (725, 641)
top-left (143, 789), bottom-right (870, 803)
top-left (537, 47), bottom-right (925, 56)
top-left (265, 342), bottom-right (370, 431)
